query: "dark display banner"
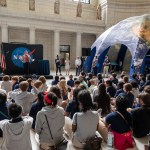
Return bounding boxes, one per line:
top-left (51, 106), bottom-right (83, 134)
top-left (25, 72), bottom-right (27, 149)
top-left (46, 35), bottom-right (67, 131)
top-left (1, 43), bottom-right (43, 75)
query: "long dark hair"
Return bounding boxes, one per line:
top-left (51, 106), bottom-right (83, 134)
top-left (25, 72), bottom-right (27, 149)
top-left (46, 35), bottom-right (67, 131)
top-left (0, 93), bottom-right (7, 106)
top-left (37, 92), bottom-right (45, 107)
top-left (78, 90), bottom-right (93, 112)
top-left (94, 83), bottom-right (111, 116)
top-left (73, 88), bottom-right (82, 112)
top-left (116, 96), bottom-right (132, 126)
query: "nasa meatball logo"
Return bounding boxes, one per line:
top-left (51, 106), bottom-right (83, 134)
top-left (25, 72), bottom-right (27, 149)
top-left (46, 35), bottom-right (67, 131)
top-left (11, 47), bottom-right (35, 68)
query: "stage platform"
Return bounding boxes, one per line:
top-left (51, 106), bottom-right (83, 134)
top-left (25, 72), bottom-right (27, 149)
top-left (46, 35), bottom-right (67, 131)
top-left (0, 69), bottom-right (77, 81)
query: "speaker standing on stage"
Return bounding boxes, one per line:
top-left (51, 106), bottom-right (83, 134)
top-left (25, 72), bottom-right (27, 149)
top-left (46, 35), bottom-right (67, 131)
top-left (55, 55), bottom-right (61, 75)
top-left (20, 50), bottom-right (32, 75)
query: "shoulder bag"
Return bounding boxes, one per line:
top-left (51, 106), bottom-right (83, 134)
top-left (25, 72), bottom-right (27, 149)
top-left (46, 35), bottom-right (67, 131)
top-left (75, 113), bottom-right (102, 150)
top-left (44, 114), bottom-right (67, 150)
top-left (112, 111), bottom-right (135, 150)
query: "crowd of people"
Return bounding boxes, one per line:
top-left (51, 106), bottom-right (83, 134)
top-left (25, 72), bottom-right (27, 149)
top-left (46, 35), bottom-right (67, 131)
top-left (0, 71), bottom-right (150, 150)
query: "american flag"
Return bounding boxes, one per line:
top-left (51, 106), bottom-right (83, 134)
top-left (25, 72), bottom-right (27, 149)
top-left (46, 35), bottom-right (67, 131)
top-left (1, 44), bottom-right (6, 70)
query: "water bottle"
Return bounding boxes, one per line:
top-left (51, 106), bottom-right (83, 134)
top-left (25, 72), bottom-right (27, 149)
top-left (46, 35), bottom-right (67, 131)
top-left (107, 131), bottom-right (114, 149)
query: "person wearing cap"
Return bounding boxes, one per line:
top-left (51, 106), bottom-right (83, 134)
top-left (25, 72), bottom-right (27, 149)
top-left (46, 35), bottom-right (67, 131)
top-left (35, 92), bottom-right (65, 150)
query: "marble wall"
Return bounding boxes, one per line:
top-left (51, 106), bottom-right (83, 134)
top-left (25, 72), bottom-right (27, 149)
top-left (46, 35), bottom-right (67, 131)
top-left (1, 0), bottom-right (150, 71)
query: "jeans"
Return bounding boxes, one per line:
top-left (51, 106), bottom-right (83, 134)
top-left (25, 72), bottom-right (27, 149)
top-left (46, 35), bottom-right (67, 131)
top-left (56, 66), bottom-right (61, 75)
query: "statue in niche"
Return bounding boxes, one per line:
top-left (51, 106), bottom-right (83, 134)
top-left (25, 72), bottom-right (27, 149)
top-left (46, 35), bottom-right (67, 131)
top-left (54, 0), bottom-right (60, 14)
top-left (0, 0), bottom-right (7, 7)
top-left (29, 0), bottom-right (35, 11)
top-left (96, 4), bottom-right (102, 20)
top-left (76, 1), bottom-right (82, 17)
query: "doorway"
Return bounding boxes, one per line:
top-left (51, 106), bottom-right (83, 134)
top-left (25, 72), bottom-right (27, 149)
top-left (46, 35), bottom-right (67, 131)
top-left (60, 45), bottom-right (70, 66)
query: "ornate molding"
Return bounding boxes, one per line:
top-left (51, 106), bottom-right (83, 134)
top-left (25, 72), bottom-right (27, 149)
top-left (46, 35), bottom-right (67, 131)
top-left (0, 11), bottom-right (105, 34)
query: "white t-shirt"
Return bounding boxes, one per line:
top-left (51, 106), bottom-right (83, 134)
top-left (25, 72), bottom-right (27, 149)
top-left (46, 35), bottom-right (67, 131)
top-left (75, 59), bottom-right (81, 66)
top-left (72, 110), bottom-right (99, 143)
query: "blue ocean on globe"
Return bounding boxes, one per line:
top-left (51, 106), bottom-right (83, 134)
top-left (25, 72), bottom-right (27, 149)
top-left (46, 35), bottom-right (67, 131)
top-left (11, 47), bottom-right (33, 68)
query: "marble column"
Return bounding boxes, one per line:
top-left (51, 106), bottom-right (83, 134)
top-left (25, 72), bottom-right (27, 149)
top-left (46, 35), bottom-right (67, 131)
top-left (1, 24), bottom-right (8, 43)
top-left (76, 32), bottom-right (82, 57)
top-left (54, 30), bottom-right (60, 69)
top-left (96, 33), bottom-right (100, 39)
top-left (29, 27), bottom-right (35, 44)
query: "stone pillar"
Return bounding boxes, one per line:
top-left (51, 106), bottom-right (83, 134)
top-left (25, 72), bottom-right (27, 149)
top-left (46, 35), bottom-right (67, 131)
top-left (76, 32), bottom-right (82, 57)
top-left (29, 27), bottom-right (35, 44)
top-left (1, 24), bottom-right (8, 43)
top-left (96, 33), bottom-right (100, 39)
top-left (54, 30), bottom-right (60, 69)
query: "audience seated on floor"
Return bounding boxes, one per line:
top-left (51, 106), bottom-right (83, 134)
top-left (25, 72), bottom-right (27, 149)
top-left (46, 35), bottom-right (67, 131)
top-left (0, 92), bottom-right (10, 137)
top-left (1, 75), bottom-right (12, 93)
top-left (51, 75), bottom-right (59, 86)
top-left (71, 90), bottom-right (100, 149)
top-left (35, 92), bottom-right (65, 150)
top-left (114, 81), bottom-right (124, 97)
top-left (38, 76), bottom-right (48, 92)
top-left (65, 88), bottom-right (82, 119)
top-left (0, 72), bottom-right (150, 150)
top-left (9, 81), bottom-right (38, 115)
top-left (94, 83), bottom-right (111, 117)
top-left (29, 92), bottom-right (45, 129)
top-left (67, 74), bottom-right (74, 88)
top-left (11, 76), bottom-right (19, 90)
top-left (105, 96), bottom-right (135, 150)
top-left (50, 85), bottom-right (63, 107)
top-left (105, 80), bottom-right (116, 98)
top-left (140, 74), bottom-right (150, 92)
top-left (110, 73), bottom-right (118, 85)
top-left (118, 83), bottom-right (134, 108)
top-left (130, 93), bottom-right (150, 138)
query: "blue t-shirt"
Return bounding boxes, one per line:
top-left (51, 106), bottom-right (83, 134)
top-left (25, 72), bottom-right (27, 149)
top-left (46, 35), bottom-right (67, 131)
top-left (105, 111), bottom-right (132, 133)
top-left (12, 82), bottom-right (19, 91)
top-left (65, 100), bottom-right (78, 119)
top-left (115, 89), bottom-right (124, 98)
top-left (67, 79), bottom-right (74, 87)
top-left (107, 86), bottom-right (116, 98)
top-left (51, 80), bottom-right (59, 86)
top-left (118, 92), bottom-right (134, 108)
